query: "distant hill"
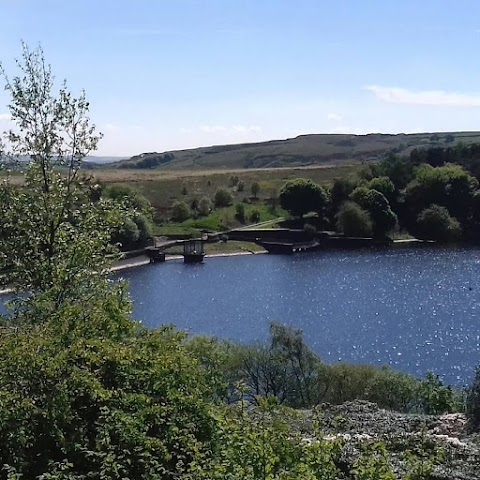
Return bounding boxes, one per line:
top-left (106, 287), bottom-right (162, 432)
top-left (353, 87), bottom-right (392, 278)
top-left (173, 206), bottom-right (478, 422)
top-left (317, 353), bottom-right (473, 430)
top-left (109, 131), bottom-right (480, 170)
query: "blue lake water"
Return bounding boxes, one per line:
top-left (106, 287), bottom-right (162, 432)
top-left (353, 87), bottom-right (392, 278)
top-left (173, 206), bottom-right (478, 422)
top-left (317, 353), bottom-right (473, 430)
top-left (117, 246), bottom-right (480, 387)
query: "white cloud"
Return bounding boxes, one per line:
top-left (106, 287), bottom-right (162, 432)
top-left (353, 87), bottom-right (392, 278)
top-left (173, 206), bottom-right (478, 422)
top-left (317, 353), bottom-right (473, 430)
top-left (327, 113), bottom-right (343, 121)
top-left (366, 85), bottom-right (480, 107)
top-left (0, 113), bottom-right (11, 121)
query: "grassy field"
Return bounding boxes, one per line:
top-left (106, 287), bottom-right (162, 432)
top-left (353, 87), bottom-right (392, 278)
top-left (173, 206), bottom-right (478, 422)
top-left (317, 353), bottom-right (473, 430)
top-left (89, 164), bottom-right (360, 221)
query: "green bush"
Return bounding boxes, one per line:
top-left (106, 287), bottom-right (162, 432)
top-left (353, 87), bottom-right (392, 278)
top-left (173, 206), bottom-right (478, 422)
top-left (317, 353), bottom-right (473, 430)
top-left (171, 200), bottom-right (191, 222)
top-left (235, 203), bottom-right (246, 223)
top-left (335, 201), bottom-right (373, 237)
top-left (0, 309), bottom-right (217, 479)
top-left (214, 188), bottom-right (234, 208)
top-left (249, 208), bottom-right (261, 223)
top-left (198, 196), bottom-right (212, 216)
top-left (416, 204), bottom-right (462, 242)
top-left (466, 366), bottom-right (480, 431)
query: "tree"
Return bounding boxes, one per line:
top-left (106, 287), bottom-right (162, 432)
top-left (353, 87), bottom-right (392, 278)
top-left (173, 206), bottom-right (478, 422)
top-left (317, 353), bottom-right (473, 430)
top-left (171, 200), bottom-right (191, 222)
top-left (104, 184), bottom-right (153, 247)
top-left (416, 204), bottom-right (462, 242)
top-left (349, 188), bottom-right (397, 237)
top-left (335, 201), bottom-right (373, 237)
top-left (0, 43), bottom-right (123, 322)
top-left (198, 196), bottom-right (212, 216)
top-left (367, 176), bottom-right (396, 205)
top-left (251, 181), bottom-right (260, 199)
top-left (214, 187), bottom-right (234, 208)
top-left (279, 178), bottom-right (327, 218)
top-left (405, 163), bottom-right (478, 223)
top-left (235, 203), bottom-right (246, 223)
top-left (467, 366), bottom-right (480, 431)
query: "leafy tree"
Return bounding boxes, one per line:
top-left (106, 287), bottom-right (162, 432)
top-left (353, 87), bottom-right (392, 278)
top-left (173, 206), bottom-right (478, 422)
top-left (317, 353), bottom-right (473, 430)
top-left (378, 153), bottom-right (414, 190)
top-left (249, 208), bottom-right (261, 223)
top-left (235, 203), bottom-right (246, 223)
top-left (0, 43), bottom-right (123, 321)
top-left (198, 196), bottom-right (212, 216)
top-left (467, 366), bottom-right (480, 431)
top-left (251, 181), bottom-right (260, 199)
top-left (350, 188), bottom-right (397, 237)
top-left (104, 184), bottom-right (152, 215)
top-left (104, 185), bottom-right (153, 247)
top-left (214, 187), bottom-right (234, 207)
top-left (171, 200), bottom-right (191, 222)
top-left (405, 163), bottom-right (478, 223)
top-left (335, 201), bottom-right (373, 237)
top-left (330, 176), bottom-right (363, 213)
top-left (111, 217), bottom-right (140, 248)
top-left (416, 204), bottom-right (462, 242)
top-left (367, 176), bottom-right (396, 205)
top-left (279, 178), bottom-right (327, 218)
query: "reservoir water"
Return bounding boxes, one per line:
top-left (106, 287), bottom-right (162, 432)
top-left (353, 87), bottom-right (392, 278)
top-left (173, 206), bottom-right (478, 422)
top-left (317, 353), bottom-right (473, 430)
top-left (118, 246), bottom-right (480, 386)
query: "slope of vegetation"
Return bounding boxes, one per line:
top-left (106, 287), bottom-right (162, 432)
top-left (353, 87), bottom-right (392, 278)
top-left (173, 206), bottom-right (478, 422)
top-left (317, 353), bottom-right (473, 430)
top-left (110, 131), bottom-right (480, 170)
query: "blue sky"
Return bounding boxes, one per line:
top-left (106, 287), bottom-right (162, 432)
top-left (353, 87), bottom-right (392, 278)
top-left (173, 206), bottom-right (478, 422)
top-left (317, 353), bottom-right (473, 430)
top-left (1, 0), bottom-right (480, 156)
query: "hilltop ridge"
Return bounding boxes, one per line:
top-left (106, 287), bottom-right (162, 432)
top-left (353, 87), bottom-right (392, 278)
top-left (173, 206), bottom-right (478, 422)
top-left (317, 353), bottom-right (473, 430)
top-left (109, 131), bottom-right (480, 170)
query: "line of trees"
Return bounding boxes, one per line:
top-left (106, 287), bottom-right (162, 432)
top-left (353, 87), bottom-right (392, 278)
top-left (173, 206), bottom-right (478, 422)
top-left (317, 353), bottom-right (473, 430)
top-left (278, 150), bottom-right (480, 242)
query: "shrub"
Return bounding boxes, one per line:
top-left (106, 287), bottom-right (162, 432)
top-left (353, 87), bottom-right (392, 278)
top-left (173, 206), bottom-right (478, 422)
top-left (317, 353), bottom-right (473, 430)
top-left (249, 209), bottom-right (261, 223)
top-left (171, 200), bottom-right (191, 222)
top-left (214, 188), bottom-right (234, 208)
top-left (280, 178), bottom-right (328, 218)
top-left (335, 201), bottom-right (373, 237)
top-left (198, 196), bottom-right (212, 216)
top-left (237, 180), bottom-right (245, 192)
top-left (466, 366), bottom-right (480, 431)
top-left (0, 312), bottom-right (217, 479)
top-left (251, 182), bottom-right (260, 199)
top-left (229, 175), bottom-right (239, 187)
top-left (416, 204), bottom-right (462, 242)
top-left (235, 203), bottom-right (246, 223)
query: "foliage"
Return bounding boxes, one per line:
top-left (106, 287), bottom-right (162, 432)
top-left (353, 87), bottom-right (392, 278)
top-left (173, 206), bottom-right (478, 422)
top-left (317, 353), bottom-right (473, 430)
top-left (335, 201), bottom-right (373, 237)
top-left (405, 163), bottom-right (478, 222)
top-left (367, 176), bottom-right (396, 205)
top-left (249, 208), bottom-right (261, 223)
top-left (0, 316), bottom-right (217, 479)
top-left (0, 44), bottom-right (124, 320)
top-left (349, 188), bottom-right (397, 237)
top-left (103, 184), bottom-right (152, 216)
top-left (251, 181), bottom-right (260, 199)
top-left (330, 176), bottom-right (363, 213)
top-left (198, 196), bottom-right (212, 216)
top-left (103, 184), bottom-right (154, 248)
top-left (229, 175), bottom-right (239, 187)
top-left (235, 203), bottom-right (246, 223)
top-left (200, 397), bottom-right (343, 480)
top-left (214, 187), bottom-right (234, 208)
top-left (280, 178), bottom-right (328, 218)
top-left (351, 443), bottom-right (396, 480)
top-left (171, 200), bottom-right (191, 222)
top-left (466, 366), bottom-right (480, 431)
top-left (416, 205), bottom-right (462, 242)
top-left (416, 372), bottom-right (460, 415)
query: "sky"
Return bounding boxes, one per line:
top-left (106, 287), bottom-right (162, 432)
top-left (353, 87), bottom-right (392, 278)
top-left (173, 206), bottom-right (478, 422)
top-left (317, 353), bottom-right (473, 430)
top-left (1, 0), bottom-right (480, 157)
